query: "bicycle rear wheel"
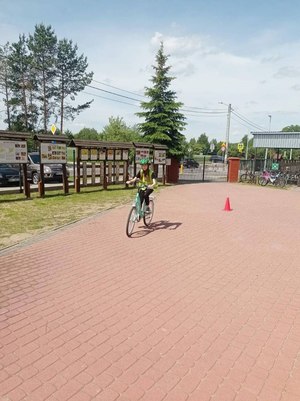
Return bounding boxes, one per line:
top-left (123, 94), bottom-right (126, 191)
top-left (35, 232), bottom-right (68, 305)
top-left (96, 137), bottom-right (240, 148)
top-left (275, 177), bottom-right (287, 188)
top-left (143, 200), bottom-right (154, 226)
top-left (126, 207), bottom-right (138, 237)
top-left (239, 173), bottom-right (248, 183)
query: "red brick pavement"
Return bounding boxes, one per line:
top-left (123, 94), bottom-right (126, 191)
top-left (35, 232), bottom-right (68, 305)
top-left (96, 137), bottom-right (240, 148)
top-left (1, 183), bottom-right (300, 401)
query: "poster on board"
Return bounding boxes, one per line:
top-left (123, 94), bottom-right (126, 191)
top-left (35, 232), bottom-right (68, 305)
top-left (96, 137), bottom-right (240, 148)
top-left (81, 148), bottom-right (89, 161)
top-left (40, 143), bottom-right (67, 164)
top-left (122, 149), bottom-right (128, 160)
top-left (115, 149), bottom-right (121, 160)
top-left (99, 149), bottom-right (106, 160)
top-left (154, 150), bottom-right (166, 164)
top-left (135, 148), bottom-right (150, 163)
top-left (0, 141), bottom-right (28, 163)
top-left (90, 149), bottom-right (98, 160)
top-left (107, 149), bottom-right (114, 160)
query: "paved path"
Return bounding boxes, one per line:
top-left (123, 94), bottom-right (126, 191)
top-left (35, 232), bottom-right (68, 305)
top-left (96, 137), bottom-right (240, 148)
top-left (1, 183), bottom-right (300, 401)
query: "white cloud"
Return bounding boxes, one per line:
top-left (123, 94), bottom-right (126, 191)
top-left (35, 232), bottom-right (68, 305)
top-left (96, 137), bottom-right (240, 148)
top-left (150, 31), bottom-right (217, 58)
top-left (274, 66), bottom-right (300, 78)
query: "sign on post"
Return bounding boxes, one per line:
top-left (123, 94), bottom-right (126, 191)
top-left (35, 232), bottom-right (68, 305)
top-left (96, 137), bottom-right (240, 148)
top-left (237, 143), bottom-right (244, 152)
top-left (0, 140), bottom-right (28, 163)
top-left (135, 148), bottom-right (150, 163)
top-left (51, 124), bottom-right (57, 135)
top-left (40, 143), bottom-right (67, 164)
top-left (154, 150), bottom-right (166, 164)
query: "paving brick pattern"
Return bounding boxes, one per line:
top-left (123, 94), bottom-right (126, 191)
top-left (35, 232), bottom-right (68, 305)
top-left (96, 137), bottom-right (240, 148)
top-left (1, 183), bottom-right (300, 400)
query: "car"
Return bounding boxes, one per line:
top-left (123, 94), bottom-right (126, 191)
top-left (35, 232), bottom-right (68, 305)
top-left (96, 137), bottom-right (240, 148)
top-left (27, 152), bottom-right (69, 185)
top-left (182, 159), bottom-right (199, 168)
top-left (0, 164), bottom-right (22, 186)
top-left (210, 155), bottom-right (224, 163)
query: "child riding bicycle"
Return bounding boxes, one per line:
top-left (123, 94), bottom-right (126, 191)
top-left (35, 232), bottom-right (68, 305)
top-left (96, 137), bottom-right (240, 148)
top-left (126, 158), bottom-right (157, 213)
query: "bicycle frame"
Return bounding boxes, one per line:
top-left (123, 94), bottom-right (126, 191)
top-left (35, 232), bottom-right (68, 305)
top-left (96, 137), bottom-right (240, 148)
top-left (126, 189), bottom-right (154, 237)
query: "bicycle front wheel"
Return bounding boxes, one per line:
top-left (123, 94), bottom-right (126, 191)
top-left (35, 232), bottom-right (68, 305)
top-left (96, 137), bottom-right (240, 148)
top-left (126, 207), bottom-right (137, 237)
top-left (143, 200), bottom-right (154, 226)
top-left (258, 177), bottom-right (268, 186)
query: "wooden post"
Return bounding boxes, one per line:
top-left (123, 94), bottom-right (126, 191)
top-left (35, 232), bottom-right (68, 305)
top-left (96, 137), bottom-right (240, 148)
top-left (75, 147), bottom-right (81, 193)
top-left (91, 163), bottom-right (96, 185)
top-left (39, 163), bottom-right (45, 198)
top-left (23, 163), bottom-right (30, 199)
top-left (62, 164), bottom-right (69, 194)
top-left (103, 161), bottom-right (107, 189)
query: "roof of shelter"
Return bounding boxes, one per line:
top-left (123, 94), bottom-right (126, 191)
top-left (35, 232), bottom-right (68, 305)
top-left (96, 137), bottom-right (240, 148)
top-left (133, 142), bottom-right (168, 150)
top-left (33, 134), bottom-right (69, 143)
top-left (251, 131), bottom-right (300, 149)
top-left (69, 139), bottom-right (134, 149)
top-left (0, 130), bottom-right (32, 140)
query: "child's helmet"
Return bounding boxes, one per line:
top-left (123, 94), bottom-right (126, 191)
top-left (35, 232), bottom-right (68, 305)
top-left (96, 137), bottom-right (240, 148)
top-left (140, 158), bottom-right (150, 165)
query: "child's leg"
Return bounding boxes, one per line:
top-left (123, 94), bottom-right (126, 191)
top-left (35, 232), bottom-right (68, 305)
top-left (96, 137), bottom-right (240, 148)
top-left (138, 189), bottom-right (145, 206)
top-left (144, 188), bottom-right (153, 205)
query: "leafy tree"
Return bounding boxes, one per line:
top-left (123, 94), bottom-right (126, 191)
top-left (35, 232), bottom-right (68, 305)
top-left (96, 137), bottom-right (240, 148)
top-left (197, 133), bottom-right (210, 154)
top-left (64, 129), bottom-right (74, 139)
top-left (137, 42), bottom-right (186, 158)
top-left (281, 125), bottom-right (300, 159)
top-left (55, 38), bottom-right (93, 134)
top-left (75, 127), bottom-right (99, 140)
top-left (28, 24), bottom-right (58, 133)
top-left (100, 116), bottom-right (141, 142)
top-left (282, 124), bottom-right (300, 132)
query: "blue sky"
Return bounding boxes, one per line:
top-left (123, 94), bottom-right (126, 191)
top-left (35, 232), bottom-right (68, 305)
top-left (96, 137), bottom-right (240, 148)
top-left (1, 0), bottom-right (300, 142)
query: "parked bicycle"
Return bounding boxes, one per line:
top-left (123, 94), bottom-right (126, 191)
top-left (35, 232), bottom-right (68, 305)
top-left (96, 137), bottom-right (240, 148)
top-left (239, 169), bottom-right (256, 184)
top-left (258, 170), bottom-right (287, 188)
top-left (126, 186), bottom-right (154, 237)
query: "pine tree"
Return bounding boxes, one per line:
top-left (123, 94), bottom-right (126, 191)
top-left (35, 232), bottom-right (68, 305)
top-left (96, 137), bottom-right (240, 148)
top-left (28, 24), bottom-right (57, 133)
top-left (0, 43), bottom-right (12, 129)
top-left (55, 38), bottom-right (93, 134)
top-left (137, 42), bottom-right (186, 158)
top-left (8, 35), bottom-right (38, 131)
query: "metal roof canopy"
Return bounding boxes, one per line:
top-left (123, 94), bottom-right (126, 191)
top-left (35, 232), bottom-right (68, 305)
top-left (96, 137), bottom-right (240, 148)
top-left (251, 131), bottom-right (300, 149)
top-left (0, 130), bottom-right (32, 140)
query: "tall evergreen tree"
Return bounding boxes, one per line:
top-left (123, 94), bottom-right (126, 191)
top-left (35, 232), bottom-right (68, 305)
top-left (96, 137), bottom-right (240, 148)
top-left (28, 24), bottom-right (57, 133)
top-left (0, 43), bottom-right (12, 129)
top-left (8, 35), bottom-right (38, 131)
top-left (137, 42), bottom-right (186, 158)
top-left (55, 38), bottom-right (93, 134)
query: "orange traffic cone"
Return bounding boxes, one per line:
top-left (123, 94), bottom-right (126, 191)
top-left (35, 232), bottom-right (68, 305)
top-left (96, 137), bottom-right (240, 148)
top-left (223, 197), bottom-right (232, 211)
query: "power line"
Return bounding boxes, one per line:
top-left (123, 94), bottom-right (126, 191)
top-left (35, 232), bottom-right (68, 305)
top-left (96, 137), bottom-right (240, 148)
top-left (232, 110), bottom-right (265, 131)
top-left (92, 79), bottom-right (145, 99)
top-left (82, 91), bottom-right (139, 107)
top-left (87, 84), bottom-right (141, 102)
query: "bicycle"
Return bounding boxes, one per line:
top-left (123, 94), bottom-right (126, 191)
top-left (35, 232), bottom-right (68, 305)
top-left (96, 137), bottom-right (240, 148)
top-left (258, 170), bottom-right (287, 188)
top-left (239, 169), bottom-right (256, 184)
top-left (126, 185), bottom-right (154, 237)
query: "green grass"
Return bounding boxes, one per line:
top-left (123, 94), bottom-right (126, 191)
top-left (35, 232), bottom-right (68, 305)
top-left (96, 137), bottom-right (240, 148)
top-left (0, 185), bottom-right (141, 250)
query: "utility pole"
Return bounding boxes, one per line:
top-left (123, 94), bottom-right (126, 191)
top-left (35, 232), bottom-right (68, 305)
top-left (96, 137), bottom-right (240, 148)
top-left (225, 103), bottom-right (232, 163)
top-left (245, 134), bottom-right (249, 160)
top-left (219, 102), bottom-right (232, 163)
top-left (264, 114), bottom-right (271, 170)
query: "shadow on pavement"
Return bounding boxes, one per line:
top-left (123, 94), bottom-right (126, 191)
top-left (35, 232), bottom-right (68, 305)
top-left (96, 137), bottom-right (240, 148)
top-left (150, 220), bottom-right (182, 230)
top-left (129, 220), bottom-right (183, 238)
